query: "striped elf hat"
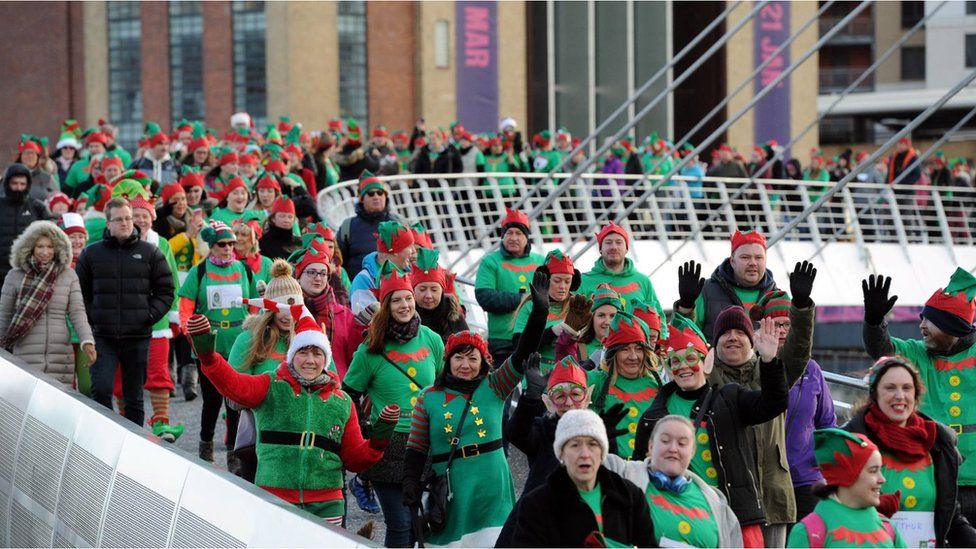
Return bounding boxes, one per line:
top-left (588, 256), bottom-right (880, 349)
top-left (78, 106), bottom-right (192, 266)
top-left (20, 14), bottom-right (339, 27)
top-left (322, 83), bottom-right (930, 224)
top-left (590, 283), bottom-right (623, 312)
top-left (358, 169), bottom-right (386, 197)
top-left (749, 290), bottom-right (792, 321)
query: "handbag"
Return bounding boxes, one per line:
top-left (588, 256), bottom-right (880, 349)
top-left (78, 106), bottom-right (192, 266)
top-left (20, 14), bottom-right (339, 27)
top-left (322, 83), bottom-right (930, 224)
top-left (422, 398), bottom-right (471, 533)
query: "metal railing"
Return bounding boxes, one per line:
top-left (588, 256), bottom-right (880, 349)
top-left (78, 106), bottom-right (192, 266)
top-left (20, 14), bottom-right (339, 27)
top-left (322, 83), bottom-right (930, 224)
top-left (819, 15), bottom-right (874, 41)
top-left (819, 67), bottom-right (875, 93)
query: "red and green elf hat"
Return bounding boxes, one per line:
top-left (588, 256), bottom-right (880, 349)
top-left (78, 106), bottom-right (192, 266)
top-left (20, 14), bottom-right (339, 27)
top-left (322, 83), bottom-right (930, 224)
top-left (596, 221), bottom-right (629, 249)
top-left (295, 237), bottom-right (333, 277)
top-left (500, 207), bottom-right (530, 234)
top-left (17, 136), bottom-right (42, 155)
top-left (410, 247), bottom-right (447, 289)
top-left (590, 283), bottom-right (623, 312)
top-left (375, 220), bottom-right (415, 254)
top-left (547, 355), bottom-right (588, 391)
top-left (117, 169), bottom-right (152, 190)
top-left (749, 290), bottom-right (792, 322)
top-left (110, 179), bottom-right (151, 201)
top-left (201, 220), bottom-right (236, 246)
top-left (602, 311), bottom-right (649, 349)
top-left (346, 118), bottom-right (362, 145)
top-left (444, 330), bottom-right (492, 365)
top-left (377, 261), bottom-right (413, 302)
top-left (630, 298), bottom-right (662, 333)
top-left (358, 169), bottom-right (387, 197)
top-left (814, 428), bottom-right (878, 487)
top-left (664, 312), bottom-right (709, 356)
top-left (922, 267), bottom-right (976, 336)
top-left (544, 249), bottom-right (574, 276)
top-left (730, 229), bottom-right (767, 253)
top-left (411, 222), bottom-right (434, 249)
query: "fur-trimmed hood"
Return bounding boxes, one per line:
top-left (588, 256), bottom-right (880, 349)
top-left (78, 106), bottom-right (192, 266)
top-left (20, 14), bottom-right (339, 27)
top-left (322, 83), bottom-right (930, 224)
top-left (9, 220), bottom-right (73, 271)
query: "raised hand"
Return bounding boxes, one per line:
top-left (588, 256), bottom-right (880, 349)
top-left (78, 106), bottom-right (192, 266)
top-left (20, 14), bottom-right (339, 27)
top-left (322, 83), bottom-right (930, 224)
top-left (753, 317), bottom-right (780, 362)
top-left (789, 261), bottom-right (817, 308)
top-left (564, 295), bottom-right (594, 332)
top-left (600, 403), bottom-right (630, 441)
top-left (677, 260), bottom-right (704, 310)
top-left (530, 268), bottom-right (550, 311)
top-left (523, 353), bottom-right (547, 399)
top-left (862, 274), bottom-right (898, 325)
top-left (186, 314), bottom-right (216, 356)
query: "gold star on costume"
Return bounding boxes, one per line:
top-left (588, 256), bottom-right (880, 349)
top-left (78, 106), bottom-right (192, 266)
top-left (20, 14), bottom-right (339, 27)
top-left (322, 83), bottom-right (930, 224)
top-left (478, 429), bottom-right (487, 438)
top-left (444, 411), bottom-right (453, 420)
top-left (470, 406), bottom-right (480, 415)
top-left (475, 418), bottom-right (484, 426)
top-left (444, 424), bottom-right (453, 434)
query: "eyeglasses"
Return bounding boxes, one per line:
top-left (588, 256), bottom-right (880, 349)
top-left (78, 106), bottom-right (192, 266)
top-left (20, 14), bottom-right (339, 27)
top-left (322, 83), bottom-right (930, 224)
top-left (109, 216), bottom-right (133, 223)
top-left (548, 387), bottom-right (587, 405)
top-left (214, 241), bottom-right (235, 248)
top-left (365, 190), bottom-right (385, 197)
top-left (668, 351), bottom-right (702, 370)
top-left (773, 320), bottom-right (792, 331)
top-left (303, 269), bottom-right (329, 279)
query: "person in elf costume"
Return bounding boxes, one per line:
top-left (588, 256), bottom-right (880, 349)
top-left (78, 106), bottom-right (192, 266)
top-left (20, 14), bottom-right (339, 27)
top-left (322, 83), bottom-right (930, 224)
top-left (342, 265), bottom-right (444, 548)
top-left (409, 222), bottom-right (434, 250)
top-left (209, 176), bottom-right (265, 228)
top-left (579, 222), bottom-right (668, 337)
top-left (786, 429), bottom-right (906, 548)
top-left (411, 247), bottom-right (468, 343)
top-left (603, 414), bottom-right (743, 547)
top-left (349, 219), bottom-right (417, 320)
top-left (60, 213), bottom-right (93, 394)
top-left (402, 269), bottom-right (549, 547)
top-left (293, 222), bottom-right (351, 304)
top-left (630, 298), bottom-right (665, 356)
top-left (513, 249), bottom-right (587, 376)
top-left (178, 220), bottom-right (259, 466)
top-left (206, 148), bottom-right (239, 197)
top-left (555, 283), bottom-right (622, 368)
top-left (634, 314), bottom-right (790, 549)
top-left (168, 175), bottom-right (209, 283)
top-left (391, 131), bottom-right (412, 175)
top-left (185, 304), bottom-right (399, 525)
top-left (844, 356), bottom-right (976, 547)
top-left (530, 131), bottom-right (562, 173)
top-left (482, 138), bottom-right (523, 198)
top-left (249, 174), bottom-right (282, 214)
top-left (862, 268), bottom-right (976, 525)
top-left (586, 311), bottom-right (661, 459)
top-left (474, 208), bottom-right (545, 366)
top-left (232, 219), bottom-right (274, 288)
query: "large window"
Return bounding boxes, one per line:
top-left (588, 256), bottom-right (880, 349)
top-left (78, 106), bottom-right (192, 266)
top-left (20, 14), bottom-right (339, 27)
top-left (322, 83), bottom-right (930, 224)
top-left (338, 1), bottom-right (368, 125)
top-left (107, 2), bottom-right (142, 150)
top-left (233, 1), bottom-right (267, 128)
top-left (169, 1), bottom-right (204, 125)
top-left (901, 1), bottom-right (924, 28)
top-left (900, 45), bottom-right (925, 81)
top-left (967, 34), bottom-right (976, 68)
top-left (967, 1), bottom-right (976, 15)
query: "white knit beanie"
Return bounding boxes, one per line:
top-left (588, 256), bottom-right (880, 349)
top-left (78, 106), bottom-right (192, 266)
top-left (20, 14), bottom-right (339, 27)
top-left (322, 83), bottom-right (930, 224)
top-left (553, 409), bottom-right (609, 461)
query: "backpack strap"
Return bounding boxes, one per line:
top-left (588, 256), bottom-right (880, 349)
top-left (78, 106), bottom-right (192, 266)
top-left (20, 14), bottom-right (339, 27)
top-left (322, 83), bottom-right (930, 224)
top-left (882, 519), bottom-right (896, 544)
top-left (801, 512), bottom-right (827, 549)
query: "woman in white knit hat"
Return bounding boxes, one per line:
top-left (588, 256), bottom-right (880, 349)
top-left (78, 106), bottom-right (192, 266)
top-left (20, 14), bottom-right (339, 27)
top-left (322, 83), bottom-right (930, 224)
top-left (510, 409), bottom-right (655, 547)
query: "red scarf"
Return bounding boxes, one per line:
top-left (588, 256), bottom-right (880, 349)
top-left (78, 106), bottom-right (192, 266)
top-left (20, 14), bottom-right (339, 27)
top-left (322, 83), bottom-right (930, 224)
top-left (864, 403), bottom-right (937, 462)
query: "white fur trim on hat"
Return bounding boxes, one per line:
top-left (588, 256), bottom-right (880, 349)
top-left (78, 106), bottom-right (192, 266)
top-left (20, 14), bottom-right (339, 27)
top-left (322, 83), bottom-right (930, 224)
top-left (288, 329), bottom-right (333, 367)
top-left (498, 117), bottom-right (517, 132)
top-left (553, 409), bottom-right (609, 461)
top-left (230, 112), bottom-right (252, 128)
top-left (56, 137), bottom-right (81, 150)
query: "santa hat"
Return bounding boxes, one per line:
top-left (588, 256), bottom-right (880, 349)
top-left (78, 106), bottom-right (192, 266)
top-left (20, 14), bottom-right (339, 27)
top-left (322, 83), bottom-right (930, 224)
top-left (180, 172), bottom-right (205, 189)
top-left (377, 262), bottom-right (413, 303)
top-left (730, 229), bottom-right (767, 253)
top-left (444, 330), bottom-right (492, 365)
top-left (630, 299), bottom-right (662, 334)
top-left (159, 183), bottom-right (186, 205)
top-left (59, 212), bottom-right (87, 236)
top-left (543, 249), bottom-right (574, 276)
top-left (411, 222), bottom-right (434, 249)
top-left (358, 170), bottom-right (387, 197)
top-left (285, 304), bottom-right (334, 366)
top-left (270, 197), bottom-right (295, 215)
top-left (500, 207), bottom-right (530, 236)
top-left (410, 247), bottom-right (447, 289)
top-left (750, 290), bottom-right (792, 321)
top-left (201, 220), bottom-right (236, 246)
top-left (922, 267), bottom-right (976, 336)
top-left (814, 428), bottom-right (878, 487)
top-left (553, 409), bottom-right (608, 461)
top-left (602, 312), bottom-right (649, 349)
top-left (547, 356), bottom-right (588, 391)
top-left (295, 237), bottom-right (333, 277)
top-left (596, 221), bottom-right (629, 249)
top-left (499, 117), bottom-right (518, 132)
top-left (230, 112), bottom-right (252, 128)
top-left (46, 192), bottom-right (73, 212)
top-left (256, 175), bottom-right (282, 193)
top-left (376, 220), bottom-right (414, 254)
top-left (665, 313), bottom-right (709, 356)
top-left (590, 284), bottom-right (623, 312)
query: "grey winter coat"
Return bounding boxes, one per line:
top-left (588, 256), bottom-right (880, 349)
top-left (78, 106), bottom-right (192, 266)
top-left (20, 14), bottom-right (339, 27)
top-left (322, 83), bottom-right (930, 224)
top-left (0, 220), bottom-right (93, 385)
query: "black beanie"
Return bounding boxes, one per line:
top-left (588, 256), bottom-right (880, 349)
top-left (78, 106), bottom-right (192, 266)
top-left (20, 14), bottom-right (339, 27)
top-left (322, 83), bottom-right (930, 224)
top-left (712, 306), bottom-right (755, 347)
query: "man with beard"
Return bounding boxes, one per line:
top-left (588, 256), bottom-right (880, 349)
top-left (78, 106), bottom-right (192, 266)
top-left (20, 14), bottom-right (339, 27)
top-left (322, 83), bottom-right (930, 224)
top-left (862, 268), bottom-right (976, 524)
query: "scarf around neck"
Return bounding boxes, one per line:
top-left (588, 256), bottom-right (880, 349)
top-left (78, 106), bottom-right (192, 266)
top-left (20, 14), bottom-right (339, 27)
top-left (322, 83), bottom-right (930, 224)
top-left (386, 314), bottom-right (421, 344)
top-left (287, 360), bottom-right (332, 389)
top-left (208, 254), bottom-right (236, 268)
top-left (2, 256), bottom-right (62, 348)
top-left (864, 403), bottom-right (937, 462)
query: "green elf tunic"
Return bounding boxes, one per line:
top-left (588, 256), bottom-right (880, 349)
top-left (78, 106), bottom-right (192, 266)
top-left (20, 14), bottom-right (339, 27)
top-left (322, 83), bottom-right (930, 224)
top-left (343, 324), bottom-right (445, 433)
top-left (641, 152), bottom-right (675, 178)
top-left (179, 260), bottom-right (258, 357)
top-left (84, 213), bottom-right (107, 246)
top-left (228, 330), bottom-right (288, 376)
top-left (580, 258), bottom-right (669, 338)
top-left (483, 154), bottom-right (521, 197)
top-left (880, 452), bottom-right (936, 512)
top-left (887, 337), bottom-right (976, 485)
top-left (149, 234), bottom-right (181, 338)
top-left (665, 393), bottom-right (720, 485)
top-left (396, 150), bottom-right (412, 174)
top-left (532, 149), bottom-right (565, 173)
top-left (787, 498), bottom-right (905, 548)
top-left (646, 479), bottom-right (720, 547)
top-left (514, 300), bottom-right (567, 374)
top-left (474, 248), bottom-right (545, 346)
top-left (406, 358), bottom-right (523, 547)
top-left (580, 483), bottom-right (604, 531)
top-left (208, 207), bottom-right (266, 228)
top-left (802, 167), bottom-right (831, 203)
top-left (587, 369), bottom-right (660, 459)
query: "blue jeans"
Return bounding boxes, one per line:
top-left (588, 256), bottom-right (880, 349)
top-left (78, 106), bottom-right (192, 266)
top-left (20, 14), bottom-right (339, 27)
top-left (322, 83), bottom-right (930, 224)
top-left (89, 336), bottom-right (149, 426)
top-left (373, 481), bottom-right (414, 547)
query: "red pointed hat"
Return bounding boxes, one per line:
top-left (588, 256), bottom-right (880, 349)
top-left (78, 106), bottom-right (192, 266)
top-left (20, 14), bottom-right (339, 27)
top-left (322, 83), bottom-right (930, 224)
top-left (256, 175), bottom-right (282, 192)
top-left (180, 172), bottom-right (205, 189)
top-left (221, 176), bottom-right (248, 199)
top-left (500, 207), bottom-right (530, 232)
top-left (923, 267), bottom-right (976, 333)
top-left (270, 197), bottom-right (296, 215)
top-left (410, 247), bottom-right (447, 289)
top-left (630, 299), bottom-right (662, 333)
top-left (547, 356), bottom-right (588, 391)
top-left (664, 314), bottom-right (709, 356)
top-left (375, 220), bottom-right (415, 254)
top-left (296, 238), bottom-right (333, 277)
top-left (814, 428), bottom-right (878, 487)
top-left (308, 222), bottom-right (336, 242)
top-left (596, 221), bottom-right (629, 249)
top-left (444, 330), bottom-right (492, 365)
top-left (378, 262), bottom-right (414, 302)
top-left (730, 229), bottom-right (767, 253)
top-left (602, 312), bottom-right (648, 349)
top-left (544, 249), bottom-right (574, 276)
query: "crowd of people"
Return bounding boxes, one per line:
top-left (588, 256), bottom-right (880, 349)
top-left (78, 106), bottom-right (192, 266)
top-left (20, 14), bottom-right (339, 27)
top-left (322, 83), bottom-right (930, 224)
top-left (1, 112), bottom-right (975, 548)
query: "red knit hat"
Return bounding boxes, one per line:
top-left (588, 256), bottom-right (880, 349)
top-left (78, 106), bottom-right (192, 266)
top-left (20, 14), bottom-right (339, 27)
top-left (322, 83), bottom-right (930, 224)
top-left (46, 192), bottom-right (73, 212)
top-left (221, 176), bottom-right (248, 199)
top-left (180, 172), bottom-right (204, 189)
top-left (188, 137), bottom-right (209, 153)
top-left (219, 151), bottom-right (239, 166)
top-left (256, 175), bottom-right (282, 193)
top-left (922, 268), bottom-right (976, 335)
top-left (444, 330), bottom-right (492, 365)
top-left (149, 133), bottom-right (169, 147)
top-left (547, 356), bottom-right (587, 391)
top-left (129, 196), bottom-right (157, 220)
top-left (159, 183), bottom-right (185, 205)
top-left (410, 248), bottom-right (447, 289)
top-left (85, 132), bottom-right (109, 146)
top-left (101, 156), bottom-right (124, 172)
top-left (18, 140), bottom-right (41, 155)
top-left (358, 170), bottom-right (386, 197)
top-left (544, 250), bottom-right (574, 276)
top-left (270, 197), bottom-right (295, 215)
top-left (238, 153), bottom-right (258, 166)
top-left (265, 159), bottom-right (287, 174)
top-left (596, 221), bottom-right (629, 249)
top-left (378, 263), bottom-right (413, 302)
top-left (296, 238), bottom-right (333, 277)
top-left (500, 207), bottom-right (530, 234)
top-left (730, 229), bottom-right (767, 253)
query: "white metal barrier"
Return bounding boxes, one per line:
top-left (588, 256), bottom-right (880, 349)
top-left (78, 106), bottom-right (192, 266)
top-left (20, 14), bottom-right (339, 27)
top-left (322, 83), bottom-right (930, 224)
top-left (0, 352), bottom-right (374, 548)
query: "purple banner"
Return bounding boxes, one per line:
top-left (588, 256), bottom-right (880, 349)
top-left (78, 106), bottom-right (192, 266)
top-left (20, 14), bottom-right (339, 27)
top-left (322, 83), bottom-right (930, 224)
top-left (455, 1), bottom-right (498, 134)
top-left (754, 2), bottom-right (791, 153)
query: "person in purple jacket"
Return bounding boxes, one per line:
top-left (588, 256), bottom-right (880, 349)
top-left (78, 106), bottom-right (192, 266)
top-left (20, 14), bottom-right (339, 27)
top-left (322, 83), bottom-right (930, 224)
top-left (752, 289), bottom-right (836, 527)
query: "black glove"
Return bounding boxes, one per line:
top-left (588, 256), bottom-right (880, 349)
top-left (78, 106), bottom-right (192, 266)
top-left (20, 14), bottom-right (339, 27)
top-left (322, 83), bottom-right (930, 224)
top-left (523, 353), bottom-right (547, 399)
top-left (600, 403), bottom-right (629, 445)
top-left (402, 449), bottom-right (426, 508)
top-left (789, 261), bottom-right (817, 308)
top-left (402, 478), bottom-right (422, 508)
top-left (529, 268), bottom-right (550, 312)
top-left (862, 274), bottom-right (898, 326)
top-left (677, 260), bottom-right (704, 310)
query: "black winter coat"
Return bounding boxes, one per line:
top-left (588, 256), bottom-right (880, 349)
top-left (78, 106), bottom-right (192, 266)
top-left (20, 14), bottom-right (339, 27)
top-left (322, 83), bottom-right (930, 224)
top-left (258, 224), bottom-right (300, 261)
top-left (509, 464), bottom-right (657, 548)
top-left (336, 203), bottom-right (401, 277)
top-left (337, 145), bottom-right (380, 183)
top-left (845, 410), bottom-right (976, 548)
top-left (410, 145), bottom-right (463, 174)
top-left (696, 258), bottom-right (779, 341)
top-left (75, 228), bottom-right (174, 339)
top-left (0, 164), bottom-right (49, 282)
top-left (632, 357), bottom-right (790, 527)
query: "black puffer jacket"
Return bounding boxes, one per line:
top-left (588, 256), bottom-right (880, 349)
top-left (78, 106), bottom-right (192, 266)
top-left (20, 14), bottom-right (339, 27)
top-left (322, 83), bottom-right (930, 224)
top-left (510, 464), bottom-right (656, 547)
top-left (0, 164), bottom-right (49, 282)
top-left (845, 410), bottom-right (976, 548)
top-left (336, 203), bottom-right (403, 277)
top-left (632, 356), bottom-right (789, 527)
top-left (75, 227), bottom-right (174, 339)
top-left (258, 224), bottom-right (300, 261)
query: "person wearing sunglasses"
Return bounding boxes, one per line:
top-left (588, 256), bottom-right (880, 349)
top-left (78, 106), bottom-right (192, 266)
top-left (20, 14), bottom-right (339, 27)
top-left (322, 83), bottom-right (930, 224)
top-left (336, 170), bottom-right (405, 279)
top-left (178, 220), bottom-right (259, 467)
